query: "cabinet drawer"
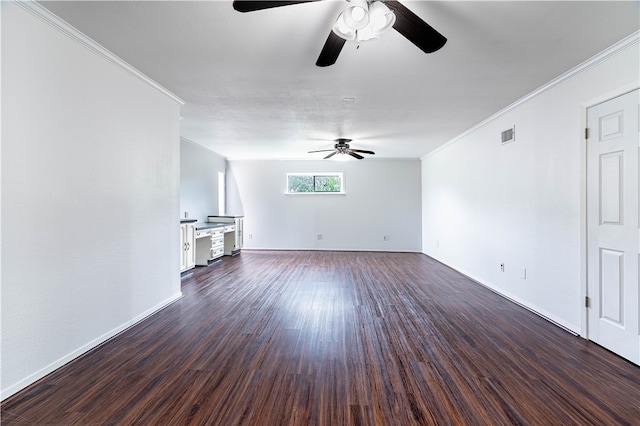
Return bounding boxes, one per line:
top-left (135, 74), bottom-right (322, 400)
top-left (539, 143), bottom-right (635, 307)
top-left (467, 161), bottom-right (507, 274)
top-left (211, 247), bottom-right (224, 259)
top-left (212, 237), bottom-right (224, 248)
top-left (195, 229), bottom-right (211, 239)
top-left (210, 228), bottom-right (224, 237)
top-left (224, 225), bottom-right (236, 233)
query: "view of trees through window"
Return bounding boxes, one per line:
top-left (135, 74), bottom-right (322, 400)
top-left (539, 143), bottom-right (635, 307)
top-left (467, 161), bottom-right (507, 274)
top-left (314, 176), bottom-right (341, 192)
top-left (287, 173), bottom-right (343, 193)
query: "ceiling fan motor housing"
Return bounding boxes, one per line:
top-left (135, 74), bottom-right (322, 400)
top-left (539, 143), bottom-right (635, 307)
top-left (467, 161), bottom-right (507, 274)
top-left (335, 138), bottom-right (350, 152)
top-left (307, 138), bottom-right (375, 159)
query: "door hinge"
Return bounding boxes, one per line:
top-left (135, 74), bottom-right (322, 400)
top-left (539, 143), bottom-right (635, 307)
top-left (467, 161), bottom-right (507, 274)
top-left (585, 296), bottom-right (591, 308)
top-left (585, 128), bottom-right (590, 140)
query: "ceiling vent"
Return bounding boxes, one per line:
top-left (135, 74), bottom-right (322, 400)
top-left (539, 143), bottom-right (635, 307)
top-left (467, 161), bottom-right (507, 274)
top-left (501, 126), bottom-right (516, 144)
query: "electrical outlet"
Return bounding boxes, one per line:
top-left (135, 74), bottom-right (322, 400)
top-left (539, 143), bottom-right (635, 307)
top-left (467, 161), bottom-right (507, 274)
top-left (184, 211), bottom-right (189, 218)
top-left (317, 234), bottom-right (322, 240)
top-left (521, 267), bottom-right (527, 279)
top-left (436, 240), bottom-right (440, 248)
top-left (248, 234), bottom-right (253, 240)
top-left (383, 235), bottom-right (390, 241)
top-left (500, 263), bottom-right (505, 272)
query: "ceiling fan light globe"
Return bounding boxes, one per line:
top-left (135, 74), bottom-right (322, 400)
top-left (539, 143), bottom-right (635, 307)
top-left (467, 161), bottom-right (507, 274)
top-left (350, 5), bottom-right (366, 21)
top-left (332, 13), bottom-right (356, 40)
top-left (368, 1), bottom-right (396, 36)
top-left (356, 24), bottom-right (375, 41)
top-left (343, 0), bottom-right (369, 30)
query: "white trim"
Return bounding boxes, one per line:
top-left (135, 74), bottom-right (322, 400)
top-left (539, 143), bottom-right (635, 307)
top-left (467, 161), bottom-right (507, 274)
top-left (13, 0), bottom-right (185, 106)
top-left (0, 6), bottom-right (3, 380)
top-left (1, 292), bottom-right (183, 400)
top-left (579, 101), bottom-right (590, 340)
top-left (284, 193), bottom-right (347, 196)
top-left (243, 248), bottom-right (423, 253)
top-left (423, 30), bottom-right (640, 160)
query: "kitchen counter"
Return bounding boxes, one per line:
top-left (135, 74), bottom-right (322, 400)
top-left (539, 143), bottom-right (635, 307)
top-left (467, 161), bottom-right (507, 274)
top-left (179, 219), bottom-right (227, 230)
top-left (194, 222), bottom-right (227, 231)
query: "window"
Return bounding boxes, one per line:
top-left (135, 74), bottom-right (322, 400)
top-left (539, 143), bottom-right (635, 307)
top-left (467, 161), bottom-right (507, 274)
top-left (218, 171), bottom-right (225, 215)
top-left (286, 172), bottom-right (344, 194)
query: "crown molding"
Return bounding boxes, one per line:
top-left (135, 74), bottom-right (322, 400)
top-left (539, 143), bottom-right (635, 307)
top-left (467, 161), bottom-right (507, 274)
top-left (423, 30), bottom-right (639, 159)
top-left (14, 0), bottom-right (185, 105)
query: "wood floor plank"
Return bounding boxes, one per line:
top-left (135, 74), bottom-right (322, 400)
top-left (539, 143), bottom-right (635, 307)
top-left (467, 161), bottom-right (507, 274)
top-left (3, 251), bottom-right (639, 425)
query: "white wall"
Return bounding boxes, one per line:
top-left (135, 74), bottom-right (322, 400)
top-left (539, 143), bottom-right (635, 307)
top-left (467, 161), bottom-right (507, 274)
top-left (1, 2), bottom-right (183, 398)
top-left (180, 138), bottom-right (227, 222)
top-left (227, 159), bottom-right (421, 251)
top-left (421, 37), bottom-right (639, 333)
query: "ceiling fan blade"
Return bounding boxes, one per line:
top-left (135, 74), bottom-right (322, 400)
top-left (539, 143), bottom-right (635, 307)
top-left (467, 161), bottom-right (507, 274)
top-left (316, 31), bottom-right (346, 67)
top-left (350, 149), bottom-right (375, 155)
top-left (308, 149), bottom-right (335, 153)
top-left (232, 1), bottom-right (320, 12)
top-left (324, 151), bottom-right (337, 159)
top-left (385, 1), bottom-right (447, 54)
top-left (347, 151), bottom-right (365, 160)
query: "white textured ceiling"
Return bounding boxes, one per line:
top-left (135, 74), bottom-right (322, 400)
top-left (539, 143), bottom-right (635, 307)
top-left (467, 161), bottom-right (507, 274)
top-left (41, 1), bottom-right (639, 160)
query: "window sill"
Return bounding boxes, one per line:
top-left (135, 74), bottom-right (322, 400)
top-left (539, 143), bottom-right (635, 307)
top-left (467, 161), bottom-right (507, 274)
top-left (284, 192), bottom-right (346, 195)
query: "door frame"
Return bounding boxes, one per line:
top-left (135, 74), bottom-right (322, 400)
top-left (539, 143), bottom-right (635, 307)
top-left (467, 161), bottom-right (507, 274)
top-left (581, 83), bottom-right (640, 340)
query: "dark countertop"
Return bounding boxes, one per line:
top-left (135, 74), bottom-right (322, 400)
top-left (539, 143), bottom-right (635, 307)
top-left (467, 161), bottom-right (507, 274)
top-left (194, 222), bottom-right (228, 231)
top-left (180, 219), bottom-right (197, 224)
top-left (207, 215), bottom-right (244, 218)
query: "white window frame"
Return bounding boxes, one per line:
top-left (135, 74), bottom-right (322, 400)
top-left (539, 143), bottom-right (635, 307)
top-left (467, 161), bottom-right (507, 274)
top-left (285, 172), bottom-right (345, 195)
top-left (218, 171), bottom-right (226, 215)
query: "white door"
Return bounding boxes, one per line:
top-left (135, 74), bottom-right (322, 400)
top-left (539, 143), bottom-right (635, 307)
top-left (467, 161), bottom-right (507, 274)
top-left (587, 89), bottom-right (639, 365)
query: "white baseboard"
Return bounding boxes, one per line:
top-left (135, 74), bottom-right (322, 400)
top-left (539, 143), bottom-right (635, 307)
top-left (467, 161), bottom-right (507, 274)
top-left (423, 253), bottom-right (580, 335)
top-left (1, 291), bottom-right (183, 400)
top-left (242, 248), bottom-right (422, 253)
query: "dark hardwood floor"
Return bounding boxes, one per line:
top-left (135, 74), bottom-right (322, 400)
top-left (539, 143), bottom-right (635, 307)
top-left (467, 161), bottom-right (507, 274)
top-left (3, 251), bottom-right (639, 425)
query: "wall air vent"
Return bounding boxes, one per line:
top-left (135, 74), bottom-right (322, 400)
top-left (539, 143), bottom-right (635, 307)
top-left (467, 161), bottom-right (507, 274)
top-left (501, 126), bottom-right (516, 144)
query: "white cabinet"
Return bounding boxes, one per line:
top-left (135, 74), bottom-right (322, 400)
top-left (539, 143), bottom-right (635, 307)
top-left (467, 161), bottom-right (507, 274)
top-left (180, 223), bottom-right (195, 272)
top-left (211, 228), bottom-right (225, 260)
top-left (208, 216), bottom-right (244, 255)
top-left (223, 225), bottom-right (236, 256)
top-left (195, 226), bottom-right (225, 266)
top-left (233, 218), bottom-right (243, 252)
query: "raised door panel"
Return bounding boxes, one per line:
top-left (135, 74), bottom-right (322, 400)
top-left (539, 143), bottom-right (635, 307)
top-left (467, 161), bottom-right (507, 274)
top-left (600, 152), bottom-right (623, 225)
top-left (600, 249), bottom-right (624, 325)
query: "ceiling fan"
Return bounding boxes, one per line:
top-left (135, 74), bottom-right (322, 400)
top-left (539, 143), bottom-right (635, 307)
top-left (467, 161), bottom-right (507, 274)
top-left (308, 138), bottom-right (375, 159)
top-left (232, 0), bottom-right (447, 66)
